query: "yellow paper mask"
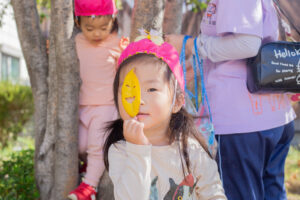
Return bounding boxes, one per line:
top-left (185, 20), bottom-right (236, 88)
top-left (121, 69), bottom-right (141, 117)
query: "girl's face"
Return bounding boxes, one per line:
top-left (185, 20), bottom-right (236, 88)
top-left (118, 62), bottom-right (175, 132)
top-left (79, 16), bottom-right (114, 45)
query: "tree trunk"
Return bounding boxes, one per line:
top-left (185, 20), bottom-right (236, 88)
top-left (50, 0), bottom-right (80, 198)
top-left (130, 0), bottom-right (165, 41)
top-left (10, 0), bottom-right (51, 198)
top-left (181, 10), bottom-right (203, 36)
top-left (11, 0), bottom-right (80, 199)
top-left (117, 0), bottom-right (132, 37)
top-left (163, 0), bottom-right (184, 34)
top-left (12, 0), bottom-right (181, 199)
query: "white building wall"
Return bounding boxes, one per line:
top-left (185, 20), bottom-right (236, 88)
top-left (0, 1), bottom-right (29, 85)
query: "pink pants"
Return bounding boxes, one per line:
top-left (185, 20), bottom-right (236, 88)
top-left (79, 105), bottom-right (118, 187)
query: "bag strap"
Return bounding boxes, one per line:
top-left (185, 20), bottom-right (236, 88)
top-left (273, 0), bottom-right (300, 36)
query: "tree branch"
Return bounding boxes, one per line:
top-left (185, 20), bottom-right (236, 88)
top-left (163, 0), bottom-right (184, 34)
top-left (131, 0), bottom-right (165, 41)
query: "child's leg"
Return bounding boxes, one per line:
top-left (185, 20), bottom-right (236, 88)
top-left (263, 122), bottom-right (294, 200)
top-left (68, 109), bottom-right (99, 200)
top-left (84, 105), bottom-right (118, 187)
top-left (79, 121), bottom-right (88, 161)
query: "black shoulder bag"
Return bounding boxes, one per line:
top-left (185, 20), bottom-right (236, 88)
top-left (247, 41), bottom-right (300, 93)
top-left (246, 0), bottom-right (300, 93)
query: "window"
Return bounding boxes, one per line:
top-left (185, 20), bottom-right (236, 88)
top-left (1, 53), bottom-right (20, 82)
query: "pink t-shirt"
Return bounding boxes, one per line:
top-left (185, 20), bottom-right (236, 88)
top-left (76, 33), bottom-right (122, 106)
top-left (200, 0), bottom-right (296, 134)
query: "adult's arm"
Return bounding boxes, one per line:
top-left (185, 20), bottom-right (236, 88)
top-left (196, 33), bottom-right (262, 63)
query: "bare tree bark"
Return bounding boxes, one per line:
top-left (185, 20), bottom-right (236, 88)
top-left (10, 0), bottom-right (51, 198)
top-left (181, 10), bottom-right (203, 36)
top-left (11, 0), bottom-right (80, 199)
top-left (50, 0), bottom-right (80, 199)
top-left (117, 0), bottom-right (132, 37)
top-left (130, 0), bottom-right (165, 41)
top-left (163, 0), bottom-right (184, 34)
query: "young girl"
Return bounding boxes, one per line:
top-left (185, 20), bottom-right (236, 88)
top-left (103, 35), bottom-right (226, 199)
top-left (68, 0), bottom-right (128, 199)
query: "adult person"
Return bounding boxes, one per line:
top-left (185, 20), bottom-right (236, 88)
top-left (167, 0), bottom-right (296, 199)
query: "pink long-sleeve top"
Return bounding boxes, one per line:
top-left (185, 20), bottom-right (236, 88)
top-left (76, 33), bottom-right (122, 106)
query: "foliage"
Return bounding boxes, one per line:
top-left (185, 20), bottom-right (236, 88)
top-left (0, 0), bottom-right (10, 28)
top-left (36, 0), bottom-right (51, 23)
top-left (0, 149), bottom-right (39, 200)
top-left (36, 0), bottom-right (50, 9)
top-left (186, 0), bottom-right (210, 12)
top-left (285, 146), bottom-right (300, 199)
top-left (0, 0), bottom-right (51, 27)
top-left (0, 136), bottom-right (34, 161)
top-left (115, 0), bottom-right (123, 10)
top-left (0, 82), bottom-right (34, 149)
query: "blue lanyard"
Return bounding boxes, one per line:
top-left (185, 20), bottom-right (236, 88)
top-left (193, 36), bottom-right (215, 146)
top-left (193, 36), bottom-right (213, 122)
top-left (180, 35), bottom-right (215, 148)
top-left (180, 35), bottom-right (199, 111)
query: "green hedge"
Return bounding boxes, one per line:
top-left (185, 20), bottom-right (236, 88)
top-left (0, 149), bottom-right (39, 200)
top-left (0, 82), bottom-right (34, 148)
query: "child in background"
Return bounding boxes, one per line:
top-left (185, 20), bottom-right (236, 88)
top-left (68, 0), bottom-right (128, 199)
top-left (103, 34), bottom-right (227, 200)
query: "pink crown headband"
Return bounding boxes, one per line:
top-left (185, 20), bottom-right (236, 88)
top-left (74, 0), bottom-right (117, 16)
top-left (117, 38), bottom-right (185, 92)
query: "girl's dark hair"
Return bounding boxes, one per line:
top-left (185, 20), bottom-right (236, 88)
top-left (75, 15), bottom-right (118, 33)
top-left (103, 54), bottom-right (211, 177)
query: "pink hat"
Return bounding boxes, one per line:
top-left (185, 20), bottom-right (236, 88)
top-left (74, 0), bottom-right (117, 16)
top-left (117, 38), bottom-right (185, 92)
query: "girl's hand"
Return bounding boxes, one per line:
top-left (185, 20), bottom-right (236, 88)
top-left (119, 37), bottom-right (130, 50)
top-left (123, 119), bottom-right (150, 145)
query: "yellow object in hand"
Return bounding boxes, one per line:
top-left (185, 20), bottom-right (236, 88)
top-left (121, 69), bottom-right (141, 117)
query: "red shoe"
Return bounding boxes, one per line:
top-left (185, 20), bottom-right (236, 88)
top-left (68, 182), bottom-right (96, 200)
